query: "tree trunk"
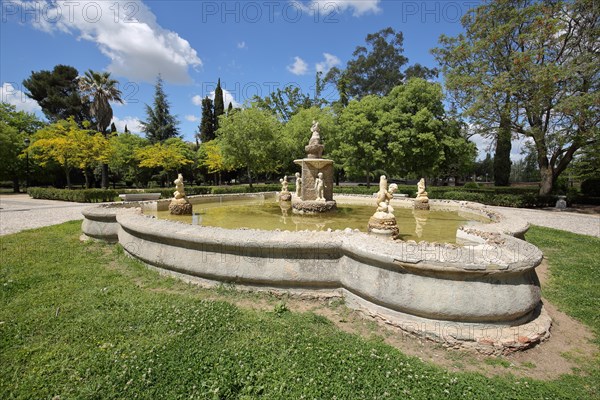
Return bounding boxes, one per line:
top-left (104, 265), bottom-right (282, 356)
top-left (12, 177), bottom-right (20, 193)
top-left (65, 168), bottom-right (72, 190)
top-left (539, 166), bottom-right (554, 196)
top-left (101, 163), bottom-right (109, 189)
top-left (366, 169), bottom-right (371, 189)
top-left (247, 166), bottom-right (253, 188)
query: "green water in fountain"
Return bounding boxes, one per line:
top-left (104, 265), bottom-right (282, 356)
top-left (149, 198), bottom-right (488, 243)
top-left (149, 199), bottom-right (487, 243)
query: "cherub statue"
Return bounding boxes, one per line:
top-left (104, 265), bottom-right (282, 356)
top-left (314, 172), bottom-right (325, 201)
top-left (280, 175), bottom-right (289, 193)
top-left (416, 178), bottom-right (428, 198)
top-left (173, 173), bottom-right (186, 199)
top-left (375, 175), bottom-right (398, 215)
top-left (295, 172), bottom-right (302, 197)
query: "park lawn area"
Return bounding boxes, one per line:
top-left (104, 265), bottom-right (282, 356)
top-left (1, 222), bottom-right (599, 399)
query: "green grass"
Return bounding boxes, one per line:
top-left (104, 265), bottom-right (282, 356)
top-left (525, 226), bottom-right (600, 343)
top-left (0, 222), bottom-right (598, 399)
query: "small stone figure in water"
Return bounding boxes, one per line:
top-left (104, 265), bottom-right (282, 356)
top-left (295, 172), bottom-right (302, 197)
top-left (416, 178), bottom-right (428, 199)
top-left (169, 173), bottom-right (192, 215)
top-left (280, 175), bottom-right (289, 192)
top-left (174, 173), bottom-right (186, 199)
top-left (315, 172), bottom-right (325, 201)
top-left (279, 175), bottom-right (292, 202)
top-left (414, 178), bottom-right (430, 210)
top-left (375, 176), bottom-right (397, 216)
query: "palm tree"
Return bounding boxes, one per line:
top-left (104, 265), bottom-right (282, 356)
top-left (79, 70), bottom-right (123, 188)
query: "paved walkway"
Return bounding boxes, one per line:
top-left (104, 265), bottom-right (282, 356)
top-left (489, 206), bottom-right (600, 238)
top-left (1, 194), bottom-right (599, 238)
top-left (0, 194), bottom-right (90, 236)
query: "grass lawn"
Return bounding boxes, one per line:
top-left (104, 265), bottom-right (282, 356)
top-left (1, 222), bottom-right (598, 399)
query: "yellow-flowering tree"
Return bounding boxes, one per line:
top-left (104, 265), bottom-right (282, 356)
top-left (198, 140), bottom-right (226, 185)
top-left (135, 137), bottom-right (193, 186)
top-left (28, 117), bottom-right (110, 188)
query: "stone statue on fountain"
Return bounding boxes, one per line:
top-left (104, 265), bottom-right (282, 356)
top-left (414, 178), bottom-right (430, 210)
top-left (368, 175), bottom-right (399, 238)
top-left (169, 173), bottom-right (193, 215)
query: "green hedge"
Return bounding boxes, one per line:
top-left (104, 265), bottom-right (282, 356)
top-left (28, 188), bottom-right (118, 203)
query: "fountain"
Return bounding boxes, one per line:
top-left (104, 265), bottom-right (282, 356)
top-left (292, 121), bottom-right (337, 214)
top-left (414, 178), bottom-right (430, 210)
top-left (80, 121), bottom-right (551, 355)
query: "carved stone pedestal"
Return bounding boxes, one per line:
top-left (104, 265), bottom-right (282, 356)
top-left (368, 214), bottom-right (399, 238)
top-left (279, 191), bottom-right (292, 202)
top-left (414, 197), bottom-right (430, 211)
top-left (169, 198), bottom-right (193, 215)
top-left (292, 200), bottom-right (337, 214)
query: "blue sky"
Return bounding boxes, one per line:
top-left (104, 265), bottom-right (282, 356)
top-left (0, 0), bottom-right (526, 159)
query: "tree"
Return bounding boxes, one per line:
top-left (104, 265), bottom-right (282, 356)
top-left (404, 63), bottom-right (439, 81)
top-left (23, 65), bottom-right (91, 124)
top-left (198, 96), bottom-right (215, 143)
top-left (0, 103), bottom-right (44, 191)
top-left (135, 138), bottom-right (193, 185)
top-left (434, 0), bottom-right (599, 195)
top-left (141, 75), bottom-right (180, 143)
top-left (344, 27), bottom-right (409, 97)
top-left (382, 79), bottom-right (475, 178)
top-left (253, 86), bottom-right (313, 122)
top-left (78, 70), bottom-right (123, 188)
top-left (336, 95), bottom-right (386, 187)
top-left (213, 78), bottom-right (225, 130)
top-left (108, 132), bottom-right (149, 187)
top-left (216, 107), bottom-right (282, 187)
top-left (28, 118), bottom-right (109, 189)
top-left (198, 140), bottom-right (227, 185)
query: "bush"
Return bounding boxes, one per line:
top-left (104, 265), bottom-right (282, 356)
top-left (581, 178), bottom-right (600, 197)
top-left (438, 191), bottom-right (488, 203)
top-left (462, 182), bottom-right (480, 189)
top-left (28, 188), bottom-right (118, 203)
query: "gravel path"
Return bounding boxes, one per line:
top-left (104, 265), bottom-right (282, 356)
top-left (1, 194), bottom-right (599, 238)
top-left (489, 205), bottom-right (600, 238)
top-left (0, 194), bottom-right (90, 236)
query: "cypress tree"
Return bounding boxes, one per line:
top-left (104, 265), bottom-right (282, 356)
top-left (213, 78), bottom-right (225, 130)
top-left (141, 75), bottom-right (180, 143)
top-left (199, 96), bottom-right (215, 143)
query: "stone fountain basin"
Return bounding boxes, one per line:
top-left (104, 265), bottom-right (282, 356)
top-left (81, 193), bottom-right (550, 354)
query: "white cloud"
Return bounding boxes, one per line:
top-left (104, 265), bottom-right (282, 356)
top-left (185, 115), bottom-right (200, 122)
top-left (287, 56), bottom-right (308, 75)
top-left (192, 89), bottom-right (241, 109)
top-left (237, 41), bottom-right (246, 49)
top-left (302, 0), bottom-right (381, 17)
top-left (111, 116), bottom-right (143, 134)
top-left (0, 82), bottom-right (42, 114)
top-left (191, 95), bottom-right (203, 106)
top-left (14, 1), bottom-right (201, 84)
top-left (315, 53), bottom-right (341, 74)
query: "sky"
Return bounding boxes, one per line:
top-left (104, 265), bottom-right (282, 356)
top-left (0, 0), bottom-right (529, 160)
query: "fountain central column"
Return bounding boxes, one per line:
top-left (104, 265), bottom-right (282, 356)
top-left (292, 121), bottom-right (337, 214)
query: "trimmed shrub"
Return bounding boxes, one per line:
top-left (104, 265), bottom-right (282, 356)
top-left (28, 188), bottom-right (118, 203)
top-left (462, 182), bottom-right (480, 189)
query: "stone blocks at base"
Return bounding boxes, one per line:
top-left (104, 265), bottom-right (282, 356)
top-left (169, 199), bottom-right (193, 215)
